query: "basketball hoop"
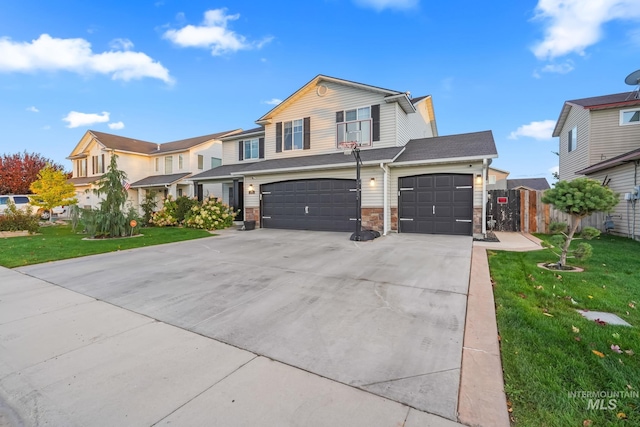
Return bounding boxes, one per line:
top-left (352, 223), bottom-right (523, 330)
top-left (339, 141), bottom-right (358, 155)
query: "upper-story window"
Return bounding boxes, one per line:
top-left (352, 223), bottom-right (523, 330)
top-left (211, 157), bottom-right (222, 168)
top-left (284, 119), bottom-right (304, 150)
top-left (275, 118), bottom-right (310, 153)
top-left (76, 158), bottom-right (87, 177)
top-left (336, 104), bottom-right (380, 148)
top-left (178, 154), bottom-right (184, 170)
top-left (244, 139), bottom-right (260, 159)
top-left (165, 156), bottom-right (173, 174)
top-left (620, 108), bottom-right (640, 126)
top-left (239, 137), bottom-right (264, 160)
top-left (91, 155), bottom-right (104, 175)
top-left (489, 175), bottom-right (497, 185)
top-left (155, 158), bottom-right (160, 172)
top-left (568, 126), bottom-right (577, 152)
top-left (197, 155), bottom-right (204, 170)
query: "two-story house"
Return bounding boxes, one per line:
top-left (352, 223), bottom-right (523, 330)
top-left (191, 75), bottom-right (497, 237)
top-left (67, 129), bottom-right (239, 210)
top-left (553, 91), bottom-right (640, 239)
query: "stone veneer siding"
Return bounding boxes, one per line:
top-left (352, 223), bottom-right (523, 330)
top-left (473, 207), bottom-right (482, 234)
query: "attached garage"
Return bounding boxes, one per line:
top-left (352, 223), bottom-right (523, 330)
top-left (261, 179), bottom-right (357, 232)
top-left (398, 174), bottom-right (473, 236)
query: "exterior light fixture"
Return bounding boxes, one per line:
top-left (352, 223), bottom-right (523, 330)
top-left (248, 184), bottom-right (255, 194)
top-left (475, 174), bottom-right (482, 185)
top-left (370, 177), bottom-right (376, 187)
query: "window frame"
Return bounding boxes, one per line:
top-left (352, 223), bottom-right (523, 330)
top-left (155, 158), bottom-right (160, 172)
top-left (620, 108), bottom-right (640, 126)
top-left (283, 119), bottom-right (304, 151)
top-left (165, 156), bottom-right (173, 174)
top-left (568, 126), bottom-right (577, 152)
top-left (178, 154), bottom-right (184, 170)
top-left (336, 105), bottom-right (373, 148)
top-left (76, 158), bottom-right (87, 177)
top-left (197, 155), bottom-right (204, 170)
top-left (243, 138), bottom-right (260, 159)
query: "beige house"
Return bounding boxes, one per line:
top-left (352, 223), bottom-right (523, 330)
top-left (486, 167), bottom-right (510, 190)
top-left (553, 91), bottom-right (640, 239)
top-left (192, 75), bottom-right (497, 237)
top-left (67, 129), bottom-right (239, 210)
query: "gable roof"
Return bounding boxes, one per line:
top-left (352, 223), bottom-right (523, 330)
top-left (507, 178), bottom-right (550, 191)
top-left (392, 131), bottom-right (497, 165)
top-left (576, 146), bottom-right (640, 175)
top-left (553, 91), bottom-right (640, 137)
top-left (130, 173), bottom-right (192, 188)
top-left (156, 130), bottom-right (241, 154)
top-left (256, 75), bottom-right (415, 124)
top-left (220, 127), bottom-right (265, 141)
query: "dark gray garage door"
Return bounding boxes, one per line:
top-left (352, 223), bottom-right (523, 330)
top-left (261, 179), bottom-right (357, 231)
top-left (398, 174), bottom-right (473, 235)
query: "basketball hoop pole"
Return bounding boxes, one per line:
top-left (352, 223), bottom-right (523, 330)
top-left (343, 142), bottom-right (379, 242)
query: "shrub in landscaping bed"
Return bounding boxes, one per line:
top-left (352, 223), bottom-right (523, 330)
top-left (184, 196), bottom-right (236, 230)
top-left (0, 201), bottom-right (40, 233)
top-left (150, 195), bottom-right (178, 227)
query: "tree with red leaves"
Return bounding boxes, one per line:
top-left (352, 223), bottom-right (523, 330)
top-left (0, 152), bottom-right (67, 195)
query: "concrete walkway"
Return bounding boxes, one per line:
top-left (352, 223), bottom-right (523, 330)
top-left (457, 232), bottom-right (543, 427)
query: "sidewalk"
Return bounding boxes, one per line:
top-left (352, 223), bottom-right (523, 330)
top-left (458, 232), bottom-right (543, 426)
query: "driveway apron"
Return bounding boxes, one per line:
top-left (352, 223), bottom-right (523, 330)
top-left (17, 229), bottom-right (472, 420)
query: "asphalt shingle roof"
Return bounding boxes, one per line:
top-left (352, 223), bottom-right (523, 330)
top-left (130, 173), bottom-right (192, 187)
top-left (507, 178), bottom-right (550, 191)
top-left (568, 92), bottom-right (640, 108)
top-left (190, 164), bottom-right (255, 180)
top-left (393, 131), bottom-right (497, 163)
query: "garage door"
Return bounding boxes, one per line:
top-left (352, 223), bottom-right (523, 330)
top-left (261, 179), bottom-right (357, 231)
top-left (398, 174), bottom-right (473, 235)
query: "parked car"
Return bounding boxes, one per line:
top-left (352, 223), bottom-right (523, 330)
top-left (0, 195), bottom-right (66, 219)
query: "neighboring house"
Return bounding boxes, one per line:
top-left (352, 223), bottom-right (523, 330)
top-left (507, 178), bottom-right (550, 191)
top-left (67, 129), bottom-right (239, 210)
top-left (486, 167), bottom-right (510, 190)
top-left (191, 75), bottom-right (497, 237)
top-left (553, 90), bottom-right (640, 239)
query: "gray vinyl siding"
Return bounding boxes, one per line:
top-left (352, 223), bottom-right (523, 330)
top-left (222, 137), bottom-right (263, 165)
top-left (589, 108), bottom-right (640, 165)
top-left (559, 106), bottom-right (590, 181)
top-left (244, 166), bottom-right (384, 209)
top-left (263, 81), bottom-right (397, 159)
top-left (587, 163), bottom-right (639, 240)
top-left (407, 99), bottom-right (435, 140)
top-left (396, 103), bottom-right (410, 146)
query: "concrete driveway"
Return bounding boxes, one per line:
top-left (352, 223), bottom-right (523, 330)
top-left (12, 229), bottom-right (472, 422)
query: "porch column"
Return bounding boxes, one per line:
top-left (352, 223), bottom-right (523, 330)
top-left (232, 179), bottom-right (240, 212)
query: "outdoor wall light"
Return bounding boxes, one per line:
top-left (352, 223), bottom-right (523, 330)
top-left (475, 174), bottom-right (482, 185)
top-left (370, 177), bottom-right (376, 187)
top-left (248, 184), bottom-right (255, 194)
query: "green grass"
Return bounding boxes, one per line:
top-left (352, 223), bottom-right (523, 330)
top-left (0, 224), bottom-right (213, 268)
top-left (490, 235), bottom-right (640, 426)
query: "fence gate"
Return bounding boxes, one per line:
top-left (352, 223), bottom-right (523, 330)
top-left (487, 190), bottom-right (521, 232)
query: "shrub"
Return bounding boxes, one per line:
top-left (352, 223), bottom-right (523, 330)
top-left (151, 195), bottom-right (178, 227)
top-left (0, 200), bottom-right (40, 233)
top-left (184, 196), bottom-right (236, 230)
top-left (140, 191), bottom-right (157, 226)
top-left (175, 196), bottom-right (199, 223)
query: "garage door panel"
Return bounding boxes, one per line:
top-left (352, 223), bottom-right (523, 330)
top-left (399, 173), bottom-right (473, 236)
top-left (262, 179), bottom-right (356, 232)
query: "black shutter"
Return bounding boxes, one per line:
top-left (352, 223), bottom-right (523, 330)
top-left (101, 154), bottom-right (105, 173)
top-left (303, 117), bottom-right (311, 150)
top-left (336, 111), bottom-right (344, 123)
top-left (276, 122), bottom-right (282, 153)
top-left (259, 137), bottom-right (265, 159)
top-left (372, 104), bottom-right (380, 142)
top-left (238, 140), bottom-right (243, 161)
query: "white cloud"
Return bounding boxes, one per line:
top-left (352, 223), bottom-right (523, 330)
top-left (108, 121), bottom-right (125, 130)
top-left (163, 9), bottom-right (272, 55)
top-left (63, 111), bottom-right (110, 128)
top-left (532, 0), bottom-right (640, 60)
top-left (508, 120), bottom-right (556, 140)
top-left (26, 106), bottom-right (39, 112)
top-left (0, 34), bottom-right (173, 83)
top-left (353, 0), bottom-right (418, 11)
top-left (263, 98), bottom-right (282, 105)
top-left (109, 38), bottom-right (134, 51)
top-left (541, 61), bottom-right (574, 74)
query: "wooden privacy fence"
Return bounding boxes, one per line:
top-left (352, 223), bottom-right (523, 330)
top-left (486, 190), bottom-right (605, 234)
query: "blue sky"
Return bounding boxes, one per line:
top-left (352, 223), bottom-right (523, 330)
top-left (1, 0), bottom-right (639, 184)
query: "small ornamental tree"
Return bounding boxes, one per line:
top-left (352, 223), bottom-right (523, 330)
top-left (541, 178), bottom-right (619, 267)
top-left (29, 165), bottom-right (78, 222)
top-left (92, 154), bottom-right (130, 237)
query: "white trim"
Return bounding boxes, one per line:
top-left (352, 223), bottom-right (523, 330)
top-left (389, 154), bottom-right (498, 167)
top-left (283, 118), bottom-right (305, 151)
top-left (619, 107), bottom-right (640, 126)
top-left (243, 138), bottom-right (260, 160)
top-left (229, 159), bottom-right (397, 176)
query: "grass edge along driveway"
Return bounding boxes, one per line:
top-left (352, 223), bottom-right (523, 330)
top-left (0, 225), bottom-right (213, 268)
top-left (489, 234), bottom-right (639, 427)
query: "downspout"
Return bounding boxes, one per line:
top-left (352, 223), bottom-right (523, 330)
top-left (380, 162), bottom-right (389, 235)
top-left (482, 158), bottom-right (488, 237)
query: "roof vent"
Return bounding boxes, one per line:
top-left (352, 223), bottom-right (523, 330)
top-left (405, 91), bottom-right (411, 99)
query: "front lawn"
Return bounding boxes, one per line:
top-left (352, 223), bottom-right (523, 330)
top-left (0, 224), bottom-right (213, 268)
top-left (490, 235), bottom-right (639, 426)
